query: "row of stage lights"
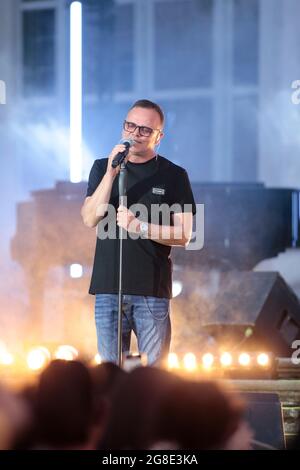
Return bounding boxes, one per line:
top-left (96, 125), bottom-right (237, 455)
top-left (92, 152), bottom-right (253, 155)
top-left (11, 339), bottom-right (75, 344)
top-left (0, 342), bottom-right (272, 376)
top-left (167, 352), bottom-right (272, 372)
top-left (0, 344), bottom-right (101, 372)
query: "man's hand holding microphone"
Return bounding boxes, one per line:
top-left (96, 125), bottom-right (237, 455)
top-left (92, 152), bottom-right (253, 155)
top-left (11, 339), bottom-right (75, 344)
top-left (105, 139), bottom-right (134, 179)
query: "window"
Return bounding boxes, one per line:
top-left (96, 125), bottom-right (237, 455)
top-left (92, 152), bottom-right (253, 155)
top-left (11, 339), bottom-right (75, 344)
top-left (232, 0), bottom-right (259, 181)
top-left (233, 96), bottom-right (258, 181)
top-left (83, 0), bottom-right (134, 98)
top-left (161, 98), bottom-right (213, 180)
top-left (154, 0), bottom-right (213, 89)
top-left (22, 9), bottom-right (55, 97)
top-left (233, 0), bottom-right (259, 86)
top-left (81, 0), bottom-right (260, 182)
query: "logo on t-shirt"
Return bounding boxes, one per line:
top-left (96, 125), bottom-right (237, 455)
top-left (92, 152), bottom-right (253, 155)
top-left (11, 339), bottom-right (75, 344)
top-left (152, 187), bottom-right (165, 196)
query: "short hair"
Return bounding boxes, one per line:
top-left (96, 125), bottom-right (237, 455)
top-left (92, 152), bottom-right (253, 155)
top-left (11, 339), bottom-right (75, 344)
top-left (130, 99), bottom-right (164, 127)
top-left (35, 360), bottom-right (93, 446)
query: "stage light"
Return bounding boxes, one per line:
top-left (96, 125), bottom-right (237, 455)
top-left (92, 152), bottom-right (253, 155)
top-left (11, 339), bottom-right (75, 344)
top-left (202, 352), bottom-right (214, 369)
top-left (257, 353), bottom-right (269, 367)
top-left (183, 353), bottom-right (197, 371)
top-left (94, 353), bottom-right (101, 365)
top-left (70, 1), bottom-right (82, 183)
top-left (0, 351), bottom-right (14, 366)
top-left (220, 352), bottom-right (233, 367)
top-left (70, 263), bottom-right (83, 278)
top-left (172, 281), bottom-right (183, 298)
top-left (0, 342), bottom-right (14, 366)
top-left (54, 345), bottom-right (78, 361)
top-left (27, 347), bottom-right (51, 371)
top-left (238, 352), bottom-right (251, 367)
top-left (167, 352), bottom-right (180, 370)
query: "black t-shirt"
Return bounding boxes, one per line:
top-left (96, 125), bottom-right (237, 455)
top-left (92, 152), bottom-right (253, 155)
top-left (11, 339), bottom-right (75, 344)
top-left (86, 155), bottom-right (196, 299)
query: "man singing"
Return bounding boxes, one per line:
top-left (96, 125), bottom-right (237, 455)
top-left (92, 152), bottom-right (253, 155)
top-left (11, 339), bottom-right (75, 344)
top-left (81, 99), bottom-right (196, 365)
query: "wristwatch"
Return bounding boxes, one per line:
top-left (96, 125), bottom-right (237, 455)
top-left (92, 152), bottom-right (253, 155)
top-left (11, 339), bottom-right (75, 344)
top-left (139, 222), bottom-right (149, 238)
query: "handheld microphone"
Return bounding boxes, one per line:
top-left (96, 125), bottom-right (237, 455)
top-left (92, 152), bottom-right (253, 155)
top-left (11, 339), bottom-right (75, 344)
top-left (111, 138), bottom-right (134, 168)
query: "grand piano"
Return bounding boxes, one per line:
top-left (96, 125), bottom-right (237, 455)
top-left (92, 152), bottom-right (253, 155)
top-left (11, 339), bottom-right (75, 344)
top-left (11, 181), bottom-right (300, 349)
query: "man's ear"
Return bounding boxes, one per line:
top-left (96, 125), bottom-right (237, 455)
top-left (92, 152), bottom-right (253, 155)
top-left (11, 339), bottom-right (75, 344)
top-left (155, 131), bottom-right (164, 145)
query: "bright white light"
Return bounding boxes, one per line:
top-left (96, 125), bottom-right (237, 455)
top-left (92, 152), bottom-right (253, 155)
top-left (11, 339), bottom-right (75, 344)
top-left (70, 263), bottom-right (83, 278)
top-left (0, 341), bottom-right (14, 365)
top-left (0, 351), bottom-right (14, 366)
top-left (183, 352), bottom-right (197, 371)
top-left (94, 353), bottom-right (101, 365)
top-left (238, 352), bottom-right (251, 367)
top-left (202, 353), bottom-right (214, 369)
top-left (167, 352), bottom-right (180, 370)
top-left (220, 352), bottom-right (233, 367)
top-left (172, 281), bottom-right (183, 298)
top-left (70, 1), bottom-right (82, 183)
top-left (27, 347), bottom-right (51, 371)
top-left (257, 353), bottom-right (269, 367)
top-left (54, 345), bottom-right (78, 361)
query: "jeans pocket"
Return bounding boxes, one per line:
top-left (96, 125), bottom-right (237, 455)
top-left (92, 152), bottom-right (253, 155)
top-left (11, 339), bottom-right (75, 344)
top-left (143, 296), bottom-right (169, 321)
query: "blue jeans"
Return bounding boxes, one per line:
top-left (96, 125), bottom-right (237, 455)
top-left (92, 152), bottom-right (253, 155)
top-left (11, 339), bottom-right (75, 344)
top-left (95, 294), bottom-right (171, 366)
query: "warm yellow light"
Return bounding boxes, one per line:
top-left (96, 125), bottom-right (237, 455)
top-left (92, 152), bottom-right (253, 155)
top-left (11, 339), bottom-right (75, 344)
top-left (183, 353), bottom-right (197, 371)
top-left (167, 352), bottom-right (180, 370)
top-left (0, 351), bottom-right (14, 365)
top-left (54, 345), bottom-right (78, 361)
top-left (238, 352), bottom-right (251, 366)
top-left (257, 353), bottom-right (269, 367)
top-left (202, 352), bottom-right (214, 369)
top-left (27, 347), bottom-right (51, 371)
top-left (94, 353), bottom-right (101, 365)
top-left (220, 352), bottom-right (233, 367)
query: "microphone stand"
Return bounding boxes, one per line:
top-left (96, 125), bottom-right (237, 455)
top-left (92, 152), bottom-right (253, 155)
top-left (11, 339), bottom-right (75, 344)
top-left (117, 160), bottom-right (128, 367)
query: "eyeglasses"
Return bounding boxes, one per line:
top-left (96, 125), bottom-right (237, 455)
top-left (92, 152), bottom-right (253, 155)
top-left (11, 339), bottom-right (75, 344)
top-left (123, 120), bottom-right (161, 138)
